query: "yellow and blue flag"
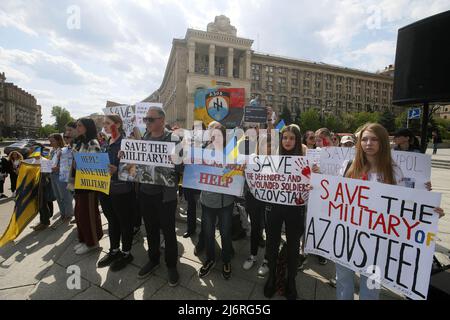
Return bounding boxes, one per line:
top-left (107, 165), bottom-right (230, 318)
top-left (275, 119), bottom-right (286, 131)
top-left (0, 162), bottom-right (41, 247)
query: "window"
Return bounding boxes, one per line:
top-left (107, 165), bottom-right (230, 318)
top-left (303, 80), bottom-right (310, 87)
top-left (267, 95), bottom-right (274, 102)
top-left (265, 65), bottom-right (274, 73)
top-left (277, 67), bottom-right (286, 74)
top-left (252, 74), bottom-right (260, 81)
top-left (267, 85), bottom-right (273, 92)
top-left (347, 85), bottom-right (352, 92)
top-left (326, 74), bottom-right (332, 81)
top-left (315, 82), bottom-right (321, 89)
top-left (303, 88), bottom-right (311, 96)
top-left (292, 70), bottom-right (299, 78)
top-left (315, 99), bottom-right (322, 106)
top-left (305, 71), bottom-right (312, 78)
top-left (280, 96), bottom-right (287, 103)
top-left (292, 78), bottom-right (298, 86)
top-left (336, 84), bottom-right (342, 91)
top-left (291, 87), bottom-right (298, 94)
top-left (304, 98), bottom-right (311, 106)
top-left (278, 77), bottom-right (286, 84)
top-left (267, 76), bottom-right (273, 82)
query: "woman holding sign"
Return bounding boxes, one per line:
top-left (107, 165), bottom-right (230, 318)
top-left (336, 123), bottom-right (444, 300)
top-left (264, 124), bottom-right (306, 300)
top-left (72, 118), bottom-right (104, 255)
top-left (97, 115), bottom-right (135, 271)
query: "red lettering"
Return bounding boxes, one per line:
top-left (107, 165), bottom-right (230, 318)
top-left (402, 218), bottom-right (420, 241)
top-left (387, 215), bottom-right (401, 237)
top-left (320, 179), bottom-right (330, 200)
top-left (358, 186), bottom-right (370, 209)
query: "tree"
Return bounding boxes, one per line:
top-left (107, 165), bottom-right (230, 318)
top-left (299, 109), bottom-right (322, 132)
top-left (340, 113), bottom-right (357, 132)
top-left (39, 124), bottom-right (58, 137)
top-left (279, 105), bottom-right (293, 125)
top-left (379, 111), bottom-right (396, 133)
top-left (293, 106), bottom-right (301, 126)
top-left (353, 112), bottom-right (380, 130)
top-left (324, 114), bottom-right (344, 133)
top-left (51, 106), bottom-right (74, 133)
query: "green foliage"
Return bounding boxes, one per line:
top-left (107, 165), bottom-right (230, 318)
top-left (39, 124), bottom-right (58, 137)
top-left (298, 109), bottom-right (322, 132)
top-left (379, 111), bottom-right (396, 133)
top-left (51, 106), bottom-right (74, 133)
top-left (279, 105), bottom-right (293, 125)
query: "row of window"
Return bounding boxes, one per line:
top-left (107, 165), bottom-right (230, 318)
top-left (251, 64), bottom-right (392, 89)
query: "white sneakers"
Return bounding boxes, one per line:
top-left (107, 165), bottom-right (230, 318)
top-left (73, 243), bottom-right (84, 251)
top-left (242, 256), bottom-right (269, 277)
top-left (74, 243), bottom-right (99, 255)
top-left (257, 259), bottom-right (269, 277)
top-left (243, 255), bottom-right (257, 270)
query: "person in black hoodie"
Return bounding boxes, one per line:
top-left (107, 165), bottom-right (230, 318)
top-left (97, 114), bottom-right (134, 271)
top-left (264, 124), bottom-right (305, 300)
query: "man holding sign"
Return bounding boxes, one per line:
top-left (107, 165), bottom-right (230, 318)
top-left (136, 107), bottom-right (181, 287)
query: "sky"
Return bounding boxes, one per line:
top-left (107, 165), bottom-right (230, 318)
top-left (0, 0), bottom-right (449, 125)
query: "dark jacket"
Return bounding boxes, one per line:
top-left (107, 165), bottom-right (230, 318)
top-left (139, 129), bottom-right (182, 203)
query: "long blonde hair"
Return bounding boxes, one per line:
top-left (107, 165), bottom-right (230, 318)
top-left (345, 123), bottom-right (396, 185)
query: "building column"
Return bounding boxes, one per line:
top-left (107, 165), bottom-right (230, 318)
top-left (227, 47), bottom-right (234, 78)
top-left (239, 55), bottom-right (244, 79)
top-left (244, 50), bottom-right (251, 80)
top-left (209, 44), bottom-right (215, 76)
top-left (188, 41), bottom-right (195, 73)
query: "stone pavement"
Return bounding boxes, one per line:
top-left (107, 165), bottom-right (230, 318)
top-left (0, 152), bottom-right (449, 300)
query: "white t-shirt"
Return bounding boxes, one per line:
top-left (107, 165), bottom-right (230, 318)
top-left (340, 159), bottom-right (406, 187)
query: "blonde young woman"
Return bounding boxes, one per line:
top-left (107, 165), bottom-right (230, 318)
top-left (336, 123), bottom-right (444, 300)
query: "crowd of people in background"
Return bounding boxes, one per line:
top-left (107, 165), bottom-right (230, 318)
top-left (0, 105), bottom-right (446, 300)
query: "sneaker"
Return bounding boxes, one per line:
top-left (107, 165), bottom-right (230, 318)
top-left (73, 242), bottom-right (84, 251)
top-left (242, 255), bottom-right (256, 270)
top-left (97, 250), bottom-right (121, 268)
top-left (70, 218), bottom-right (77, 224)
top-left (75, 243), bottom-right (99, 255)
top-left (222, 263), bottom-right (232, 280)
top-left (257, 259), bottom-right (269, 277)
top-left (0, 194), bottom-right (8, 199)
top-left (31, 223), bottom-right (48, 231)
top-left (160, 239), bottom-right (165, 250)
top-left (110, 253), bottom-right (134, 272)
top-left (168, 267), bottom-right (179, 287)
top-left (138, 261), bottom-right (160, 279)
top-left (318, 257), bottom-right (328, 265)
top-left (199, 260), bottom-right (215, 278)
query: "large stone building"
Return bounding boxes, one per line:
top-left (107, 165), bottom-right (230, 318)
top-left (145, 16), bottom-right (401, 128)
top-left (0, 72), bottom-right (42, 137)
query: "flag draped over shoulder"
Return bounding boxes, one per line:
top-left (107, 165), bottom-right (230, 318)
top-left (0, 162), bottom-right (41, 247)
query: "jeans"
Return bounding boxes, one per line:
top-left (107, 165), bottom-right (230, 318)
top-left (184, 188), bottom-right (199, 233)
top-left (50, 172), bottom-right (74, 218)
top-left (245, 192), bottom-right (266, 256)
top-left (140, 192), bottom-right (178, 268)
top-left (202, 204), bottom-right (233, 264)
top-left (335, 263), bottom-right (380, 300)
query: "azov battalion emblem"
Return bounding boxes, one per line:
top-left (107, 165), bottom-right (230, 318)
top-left (206, 91), bottom-right (230, 122)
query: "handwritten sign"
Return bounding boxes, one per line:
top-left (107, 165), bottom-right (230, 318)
top-left (305, 174), bottom-right (441, 300)
top-left (392, 151), bottom-right (431, 190)
top-left (245, 155), bottom-right (311, 206)
top-left (74, 153), bottom-right (111, 194)
top-left (182, 149), bottom-right (245, 196)
top-left (103, 105), bottom-right (135, 137)
top-left (120, 139), bottom-right (175, 168)
top-left (40, 157), bottom-right (53, 173)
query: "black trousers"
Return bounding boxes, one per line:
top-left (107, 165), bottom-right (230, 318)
top-left (245, 192), bottom-right (266, 256)
top-left (132, 188), bottom-right (142, 230)
top-left (266, 205), bottom-right (305, 280)
top-left (99, 192), bottom-right (134, 252)
top-left (10, 172), bottom-right (18, 192)
top-left (140, 192), bottom-right (178, 268)
top-left (184, 188), bottom-right (199, 233)
top-left (0, 179), bottom-right (4, 194)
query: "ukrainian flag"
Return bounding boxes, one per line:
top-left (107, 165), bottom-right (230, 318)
top-left (0, 162), bottom-right (41, 247)
top-left (275, 119), bottom-right (286, 131)
top-left (29, 147), bottom-right (42, 158)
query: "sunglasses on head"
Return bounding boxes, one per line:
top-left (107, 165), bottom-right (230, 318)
top-left (143, 117), bottom-right (161, 123)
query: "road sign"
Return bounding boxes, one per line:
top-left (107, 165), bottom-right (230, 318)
top-left (408, 108), bottom-right (421, 119)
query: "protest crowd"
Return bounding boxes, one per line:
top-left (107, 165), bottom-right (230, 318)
top-left (0, 101), bottom-right (446, 301)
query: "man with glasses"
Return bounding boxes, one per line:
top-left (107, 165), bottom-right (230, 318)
top-left (137, 107), bottom-right (181, 287)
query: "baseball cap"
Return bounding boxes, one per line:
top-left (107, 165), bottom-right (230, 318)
top-left (340, 135), bottom-right (355, 145)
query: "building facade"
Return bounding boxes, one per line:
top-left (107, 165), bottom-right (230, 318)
top-left (436, 105), bottom-right (450, 119)
top-left (145, 16), bottom-right (401, 128)
top-left (0, 72), bottom-right (42, 137)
